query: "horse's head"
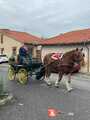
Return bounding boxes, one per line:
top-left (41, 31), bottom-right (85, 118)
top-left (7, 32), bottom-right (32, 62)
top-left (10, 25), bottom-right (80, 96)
top-left (73, 48), bottom-right (85, 64)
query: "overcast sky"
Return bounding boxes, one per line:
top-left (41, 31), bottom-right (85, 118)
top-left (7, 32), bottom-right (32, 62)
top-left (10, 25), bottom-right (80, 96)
top-left (0, 0), bottom-right (90, 37)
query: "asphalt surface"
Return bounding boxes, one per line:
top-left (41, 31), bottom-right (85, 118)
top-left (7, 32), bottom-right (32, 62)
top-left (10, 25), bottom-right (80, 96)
top-left (0, 64), bottom-right (90, 120)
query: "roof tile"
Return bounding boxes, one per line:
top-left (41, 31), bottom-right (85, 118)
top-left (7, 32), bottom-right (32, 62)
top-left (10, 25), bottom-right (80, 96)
top-left (0, 29), bottom-right (42, 44)
top-left (42, 28), bottom-right (90, 45)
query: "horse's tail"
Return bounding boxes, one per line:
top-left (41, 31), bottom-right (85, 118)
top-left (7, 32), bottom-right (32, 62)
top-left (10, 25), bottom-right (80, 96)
top-left (36, 65), bottom-right (45, 80)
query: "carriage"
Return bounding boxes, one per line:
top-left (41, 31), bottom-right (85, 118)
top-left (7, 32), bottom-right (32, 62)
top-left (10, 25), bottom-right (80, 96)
top-left (8, 46), bottom-right (43, 85)
top-left (8, 46), bottom-right (85, 92)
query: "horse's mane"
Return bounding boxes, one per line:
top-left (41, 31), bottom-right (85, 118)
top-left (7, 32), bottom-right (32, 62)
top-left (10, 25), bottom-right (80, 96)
top-left (63, 49), bottom-right (75, 57)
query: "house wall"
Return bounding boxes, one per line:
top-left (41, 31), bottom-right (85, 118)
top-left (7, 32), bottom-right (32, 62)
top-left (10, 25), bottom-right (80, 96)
top-left (41, 44), bottom-right (90, 73)
top-left (0, 34), bottom-right (41, 59)
top-left (0, 35), bottom-right (22, 57)
top-left (24, 44), bottom-right (41, 60)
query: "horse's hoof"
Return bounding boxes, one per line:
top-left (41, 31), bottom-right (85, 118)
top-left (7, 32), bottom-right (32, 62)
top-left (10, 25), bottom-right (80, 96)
top-left (55, 85), bottom-right (59, 88)
top-left (46, 82), bottom-right (52, 86)
top-left (55, 86), bottom-right (59, 88)
top-left (67, 88), bottom-right (73, 92)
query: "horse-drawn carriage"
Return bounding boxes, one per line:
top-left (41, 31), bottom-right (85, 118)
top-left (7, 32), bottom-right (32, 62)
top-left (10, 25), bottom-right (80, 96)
top-left (8, 45), bottom-right (43, 84)
top-left (8, 46), bottom-right (85, 91)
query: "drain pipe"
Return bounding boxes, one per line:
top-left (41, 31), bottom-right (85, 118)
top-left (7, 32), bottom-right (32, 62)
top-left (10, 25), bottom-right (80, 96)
top-left (84, 42), bottom-right (89, 72)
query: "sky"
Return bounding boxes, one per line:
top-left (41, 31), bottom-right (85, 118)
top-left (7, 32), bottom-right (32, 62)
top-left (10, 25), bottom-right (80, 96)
top-left (0, 0), bottom-right (90, 38)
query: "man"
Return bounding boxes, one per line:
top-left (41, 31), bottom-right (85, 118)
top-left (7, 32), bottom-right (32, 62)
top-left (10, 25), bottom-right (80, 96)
top-left (19, 44), bottom-right (29, 64)
top-left (19, 44), bottom-right (28, 56)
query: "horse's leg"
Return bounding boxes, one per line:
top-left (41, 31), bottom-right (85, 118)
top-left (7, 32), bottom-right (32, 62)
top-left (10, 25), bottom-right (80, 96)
top-left (44, 67), bottom-right (52, 86)
top-left (65, 74), bottom-right (73, 92)
top-left (55, 72), bottom-right (63, 88)
top-left (68, 74), bottom-right (71, 83)
top-left (45, 76), bottom-right (52, 86)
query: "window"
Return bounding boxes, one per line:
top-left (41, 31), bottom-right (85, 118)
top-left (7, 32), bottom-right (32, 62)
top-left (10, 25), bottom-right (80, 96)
top-left (1, 48), bottom-right (4, 54)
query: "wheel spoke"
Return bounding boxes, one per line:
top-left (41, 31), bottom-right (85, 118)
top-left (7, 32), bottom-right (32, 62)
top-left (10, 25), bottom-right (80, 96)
top-left (17, 68), bottom-right (28, 84)
top-left (8, 66), bottom-right (15, 80)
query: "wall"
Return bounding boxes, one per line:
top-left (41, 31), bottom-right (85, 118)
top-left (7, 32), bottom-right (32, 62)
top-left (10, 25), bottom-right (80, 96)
top-left (0, 34), bottom-right (40, 59)
top-left (0, 35), bottom-right (22, 57)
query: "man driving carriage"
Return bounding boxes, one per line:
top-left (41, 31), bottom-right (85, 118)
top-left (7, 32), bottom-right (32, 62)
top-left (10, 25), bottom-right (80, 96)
top-left (18, 44), bottom-right (32, 65)
top-left (9, 44), bottom-right (32, 65)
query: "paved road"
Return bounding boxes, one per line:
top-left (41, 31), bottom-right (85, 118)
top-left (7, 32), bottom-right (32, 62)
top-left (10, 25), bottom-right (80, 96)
top-left (0, 64), bottom-right (90, 120)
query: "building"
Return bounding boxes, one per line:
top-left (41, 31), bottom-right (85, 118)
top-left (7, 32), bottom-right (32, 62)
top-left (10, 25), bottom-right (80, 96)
top-left (1, 28), bottom-right (90, 73)
top-left (0, 29), bottom-right (42, 60)
top-left (41, 29), bottom-right (90, 73)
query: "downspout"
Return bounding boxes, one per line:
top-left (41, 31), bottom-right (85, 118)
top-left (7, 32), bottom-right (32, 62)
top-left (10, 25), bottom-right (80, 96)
top-left (0, 32), bottom-right (4, 54)
top-left (84, 41), bottom-right (89, 72)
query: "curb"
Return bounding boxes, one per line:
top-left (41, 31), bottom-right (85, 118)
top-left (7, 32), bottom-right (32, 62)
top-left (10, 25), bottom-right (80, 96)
top-left (0, 94), bottom-right (13, 106)
top-left (79, 72), bottom-right (90, 76)
top-left (0, 64), bottom-right (9, 67)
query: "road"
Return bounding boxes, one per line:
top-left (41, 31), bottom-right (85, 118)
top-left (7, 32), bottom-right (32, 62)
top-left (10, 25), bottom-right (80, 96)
top-left (0, 64), bottom-right (90, 120)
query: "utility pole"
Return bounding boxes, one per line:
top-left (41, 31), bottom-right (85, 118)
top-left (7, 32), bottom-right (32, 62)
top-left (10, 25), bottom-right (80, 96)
top-left (84, 41), bottom-right (90, 72)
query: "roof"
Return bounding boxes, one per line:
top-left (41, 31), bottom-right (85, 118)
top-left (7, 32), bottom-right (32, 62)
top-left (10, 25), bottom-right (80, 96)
top-left (0, 29), bottom-right (42, 45)
top-left (41, 28), bottom-right (90, 45)
top-left (0, 28), bottom-right (90, 45)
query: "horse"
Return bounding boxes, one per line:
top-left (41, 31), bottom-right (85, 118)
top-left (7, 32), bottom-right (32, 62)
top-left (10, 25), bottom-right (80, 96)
top-left (36, 48), bottom-right (85, 91)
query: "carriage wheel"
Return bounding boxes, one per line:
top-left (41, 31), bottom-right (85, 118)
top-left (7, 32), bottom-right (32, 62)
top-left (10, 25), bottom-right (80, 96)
top-left (17, 68), bottom-right (28, 85)
top-left (8, 66), bottom-right (15, 80)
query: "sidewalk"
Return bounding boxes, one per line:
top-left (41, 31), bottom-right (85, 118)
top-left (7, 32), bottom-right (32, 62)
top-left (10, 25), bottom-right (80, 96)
top-left (46, 73), bottom-right (90, 91)
top-left (0, 63), bottom-right (9, 67)
top-left (71, 72), bottom-right (90, 82)
top-left (0, 93), bottom-right (13, 106)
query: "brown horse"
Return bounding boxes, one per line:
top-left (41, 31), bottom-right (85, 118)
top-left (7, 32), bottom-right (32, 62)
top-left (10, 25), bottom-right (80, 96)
top-left (43, 48), bottom-right (85, 91)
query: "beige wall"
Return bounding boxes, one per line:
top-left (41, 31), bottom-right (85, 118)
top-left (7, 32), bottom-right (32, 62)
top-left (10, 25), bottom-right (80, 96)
top-left (0, 34), bottom-right (39, 59)
top-left (0, 35), bottom-right (22, 57)
top-left (41, 44), bottom-right (90, 73)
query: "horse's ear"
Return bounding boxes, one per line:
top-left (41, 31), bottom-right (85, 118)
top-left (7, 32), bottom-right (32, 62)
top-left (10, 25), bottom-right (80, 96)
top-left (76, 48), bottom-right (78, 51)
top-left (80, 48), bottom-right (83, 51)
